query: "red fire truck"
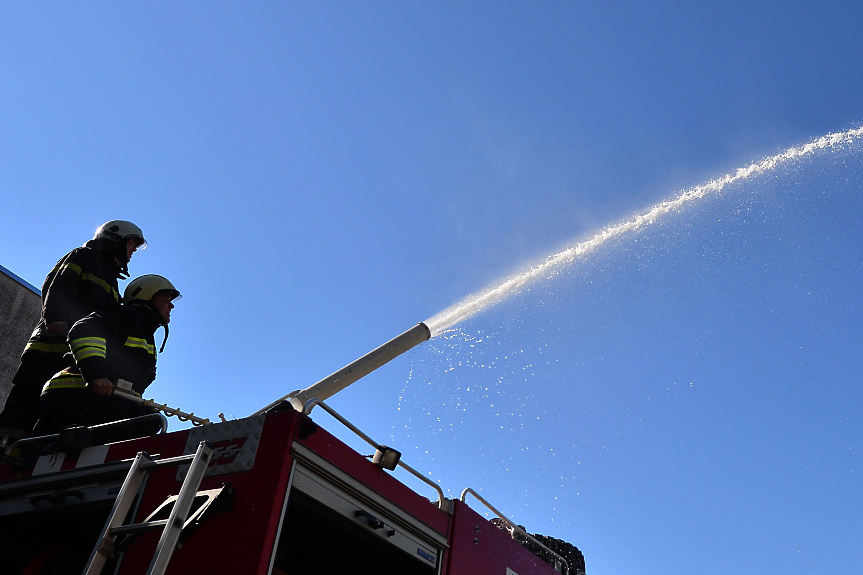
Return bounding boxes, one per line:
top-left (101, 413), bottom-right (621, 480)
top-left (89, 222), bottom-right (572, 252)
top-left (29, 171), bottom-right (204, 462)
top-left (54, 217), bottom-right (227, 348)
top-left (0, 323), bottom-right (585, 575)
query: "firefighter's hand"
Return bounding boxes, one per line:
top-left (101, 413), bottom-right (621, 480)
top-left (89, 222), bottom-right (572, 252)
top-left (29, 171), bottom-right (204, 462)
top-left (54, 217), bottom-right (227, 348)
top-left (90, 378), bottom-right (114, 396)
top-left (45, 321), bottom-right (69, 336)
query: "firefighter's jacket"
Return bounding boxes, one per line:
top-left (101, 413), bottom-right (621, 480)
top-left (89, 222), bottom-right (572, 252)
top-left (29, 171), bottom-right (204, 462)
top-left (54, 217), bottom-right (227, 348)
top-left (25, 240), bottom-right (124, 358)
top-left (42, 304), bottom-right (161, 397)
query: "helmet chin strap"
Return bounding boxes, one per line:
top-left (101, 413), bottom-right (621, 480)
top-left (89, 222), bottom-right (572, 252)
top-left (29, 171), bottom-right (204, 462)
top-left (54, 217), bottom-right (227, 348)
top-left (142, 301), bottom-right (170, 352)
top-left (158, 323), bottom-right (169, 353)
top-left (116, 241), bottom-right (131, 279)
top-left (91, 237), bottom-right (130, 278)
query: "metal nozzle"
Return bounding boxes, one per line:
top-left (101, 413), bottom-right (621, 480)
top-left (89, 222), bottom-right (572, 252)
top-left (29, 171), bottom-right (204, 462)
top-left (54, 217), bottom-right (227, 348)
top-left (253, 322), bottom-right (431, 416)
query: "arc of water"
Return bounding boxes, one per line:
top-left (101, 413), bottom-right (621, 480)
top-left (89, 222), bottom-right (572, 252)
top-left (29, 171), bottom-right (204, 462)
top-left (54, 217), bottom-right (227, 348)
top-left (425, 126), bottom-right (863, 336)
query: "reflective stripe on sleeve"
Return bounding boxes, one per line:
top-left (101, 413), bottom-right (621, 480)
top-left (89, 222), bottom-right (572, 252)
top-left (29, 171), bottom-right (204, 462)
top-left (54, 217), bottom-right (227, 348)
top-left (125, 337), bottom-right (156, 355)
top-left (70, 336), bottom-right (107, 362)
top-left (75, 349), bottom-right (106, 361)
top-left (54, 262), bottom-right (83, 277)
top-left (70, 337), bottom-right (106, 351)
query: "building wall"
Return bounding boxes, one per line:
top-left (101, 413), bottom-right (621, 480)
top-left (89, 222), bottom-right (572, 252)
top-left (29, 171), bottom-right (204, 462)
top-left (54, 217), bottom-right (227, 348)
top-left (0, 266), bottom-right (41, 410)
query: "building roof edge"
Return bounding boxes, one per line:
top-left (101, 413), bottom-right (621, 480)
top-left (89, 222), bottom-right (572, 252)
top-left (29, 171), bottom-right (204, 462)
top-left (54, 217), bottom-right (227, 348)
top-left (0, 264), bottom-right (40, 295)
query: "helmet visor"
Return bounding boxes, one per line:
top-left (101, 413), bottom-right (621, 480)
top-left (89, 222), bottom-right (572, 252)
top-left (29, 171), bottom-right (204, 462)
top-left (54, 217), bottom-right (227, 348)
top-left (156, 289), bottom-right (181, 301)
top-left (128, 235), bottom-right (147, 250)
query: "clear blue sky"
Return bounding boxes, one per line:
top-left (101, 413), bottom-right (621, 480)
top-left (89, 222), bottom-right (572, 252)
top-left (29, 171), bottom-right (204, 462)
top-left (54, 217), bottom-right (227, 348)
top-left (2, 3), bottom-right (862, 574)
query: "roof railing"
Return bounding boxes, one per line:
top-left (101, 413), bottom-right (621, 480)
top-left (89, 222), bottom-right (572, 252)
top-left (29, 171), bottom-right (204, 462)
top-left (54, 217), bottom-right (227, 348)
top-left (6, 413), bottom-right (168, 457)
top-left (301, 397), bottom-right (447, 510)
top-left (460, 487), bottom-right (569, 574)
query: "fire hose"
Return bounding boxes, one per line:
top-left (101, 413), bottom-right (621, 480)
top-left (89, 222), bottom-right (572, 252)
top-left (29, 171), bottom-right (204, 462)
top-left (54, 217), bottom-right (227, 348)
top-left (113, 384), bottom-right (211, 426)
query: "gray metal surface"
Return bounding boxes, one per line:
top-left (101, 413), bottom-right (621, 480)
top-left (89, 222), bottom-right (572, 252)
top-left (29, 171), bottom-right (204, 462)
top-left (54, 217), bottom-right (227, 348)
top-left (0, 264), bottom-right (40, 410)
top-left (176, 415), bottom-right (265, 481)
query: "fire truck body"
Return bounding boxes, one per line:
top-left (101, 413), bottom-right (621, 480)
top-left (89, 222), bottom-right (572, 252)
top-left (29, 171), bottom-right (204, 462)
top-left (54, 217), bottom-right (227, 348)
top-left (0, 407), bottom-right (570, 575)
top-left (0, 276), bottom-right (581, 575)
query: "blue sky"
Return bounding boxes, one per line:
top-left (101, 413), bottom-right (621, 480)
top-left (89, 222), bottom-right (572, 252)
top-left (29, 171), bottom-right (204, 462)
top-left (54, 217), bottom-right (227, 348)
top-left (2, 3), bottom-right (862, 574)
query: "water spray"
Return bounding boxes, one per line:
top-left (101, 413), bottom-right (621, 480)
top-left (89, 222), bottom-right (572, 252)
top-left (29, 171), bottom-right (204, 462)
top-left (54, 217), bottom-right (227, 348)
top-left (425, 126), bottom-right (863, 336)
top-left (102, 128), bottom-right (863, 426)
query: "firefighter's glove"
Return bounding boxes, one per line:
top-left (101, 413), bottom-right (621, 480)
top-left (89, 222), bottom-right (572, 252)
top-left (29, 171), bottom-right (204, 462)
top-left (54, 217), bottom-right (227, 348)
top-left (90, 378), bottom-right (115, 397)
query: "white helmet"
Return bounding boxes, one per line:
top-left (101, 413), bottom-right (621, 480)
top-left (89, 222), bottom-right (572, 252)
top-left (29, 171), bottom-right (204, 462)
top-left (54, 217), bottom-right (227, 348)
top-left (124, 275), bottom-right (181, 304)
top-left (124, 275), bottom-right (180, 351)
top-left (94, 220), bottom-right (147, 249)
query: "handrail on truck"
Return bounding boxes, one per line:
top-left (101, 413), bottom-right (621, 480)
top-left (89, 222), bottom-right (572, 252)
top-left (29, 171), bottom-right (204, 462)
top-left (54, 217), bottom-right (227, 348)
top-left (6, 413), bottom-right (169, 456)
top-left (301, 397), bottom-right (447, 510)
top-left (460, 487), bottom-right (570, 575)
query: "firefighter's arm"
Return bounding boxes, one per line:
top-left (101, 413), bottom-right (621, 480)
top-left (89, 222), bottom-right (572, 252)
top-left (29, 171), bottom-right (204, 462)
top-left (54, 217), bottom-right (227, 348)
top-left (68, 312), bottom-right (114, 395)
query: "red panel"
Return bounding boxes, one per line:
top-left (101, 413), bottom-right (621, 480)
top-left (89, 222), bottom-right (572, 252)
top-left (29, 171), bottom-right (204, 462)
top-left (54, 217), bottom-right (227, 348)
top-left (117, 410), bottom-right (302, 575)
top-left (446, 501), bottom-right (561, 575)
top-left (296, 418), bottom-right (451, 538)
top-left (0, 461), bottom-right (25, 481)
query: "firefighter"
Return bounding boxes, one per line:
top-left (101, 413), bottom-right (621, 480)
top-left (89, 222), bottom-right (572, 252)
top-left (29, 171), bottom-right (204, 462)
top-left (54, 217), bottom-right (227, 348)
top-left (34, 274), bottom-right (180, 436)
top-left (0, 221), bottom-right (146, 445)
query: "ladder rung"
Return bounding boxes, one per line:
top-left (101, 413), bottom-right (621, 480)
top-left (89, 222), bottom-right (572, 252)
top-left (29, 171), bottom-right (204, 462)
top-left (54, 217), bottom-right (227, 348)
top-left (110, 519), bottom-right (169, 536)
top-left (140, 453), bottom-right (200, 470)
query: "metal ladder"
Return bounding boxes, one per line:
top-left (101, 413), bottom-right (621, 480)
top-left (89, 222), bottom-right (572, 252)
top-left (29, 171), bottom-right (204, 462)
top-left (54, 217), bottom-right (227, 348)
top-left (83, 440), bottom-right (214, 575)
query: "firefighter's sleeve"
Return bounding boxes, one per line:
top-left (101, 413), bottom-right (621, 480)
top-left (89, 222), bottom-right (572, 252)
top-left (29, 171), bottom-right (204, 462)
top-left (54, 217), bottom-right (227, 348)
top-left (68, 312), bottom-right (112, 382)
top-left (43, 250), bottom-right (88, 325)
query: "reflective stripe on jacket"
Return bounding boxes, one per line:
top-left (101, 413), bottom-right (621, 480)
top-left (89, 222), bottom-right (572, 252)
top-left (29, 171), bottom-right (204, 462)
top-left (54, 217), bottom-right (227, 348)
top-left (24, 341), bottom-right (69, 354)
top-left (25, 241), bottom-right (123, 357)
top-left (42, 304), bottom-right (162, 397)
top-left (42, 370), bottom-right (144, 396)
top-left (42, 371), bottom-right (87, 393)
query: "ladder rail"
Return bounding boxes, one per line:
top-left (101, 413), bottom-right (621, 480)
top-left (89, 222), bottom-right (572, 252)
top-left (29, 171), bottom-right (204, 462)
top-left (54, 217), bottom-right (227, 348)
top-left (83, 451), bottom-right (153, 575)
top-left (145, 440), bottom-right (213, 575)
top-left (82, 441), bottom-right (214, 575)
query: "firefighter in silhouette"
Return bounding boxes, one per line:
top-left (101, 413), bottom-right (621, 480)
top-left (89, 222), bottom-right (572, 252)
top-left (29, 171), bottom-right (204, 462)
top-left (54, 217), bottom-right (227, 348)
top-left (35, 275), bottom-right (179, 436)
top-left (0, 221), bottom-right (146, 445)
